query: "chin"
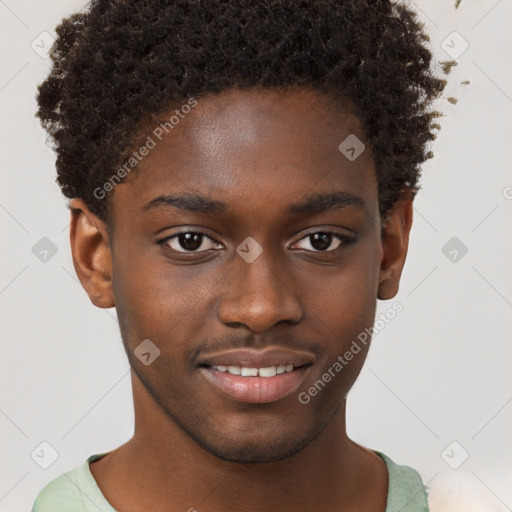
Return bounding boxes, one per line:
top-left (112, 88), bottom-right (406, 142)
top-left (198, 437), bottom-right (309, 464)
top-left (186, 420), bottom-right (323, 464)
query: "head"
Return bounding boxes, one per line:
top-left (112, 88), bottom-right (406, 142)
top-left (37, 0), bottom-right (446, 463)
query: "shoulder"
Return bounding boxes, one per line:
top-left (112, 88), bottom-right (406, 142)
top-left (31, 453), bottom-right (110, 512)
top-left (375, 451), bottom-right (430, 512)
top-left (427, 472), bottom-right (507, 512)
top-left (31, 465), bottom-right (85, 512)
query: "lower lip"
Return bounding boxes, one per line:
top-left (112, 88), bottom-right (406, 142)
top-left (199, 366), bottom-right (311, 404)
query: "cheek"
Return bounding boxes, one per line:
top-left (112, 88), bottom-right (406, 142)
top-left (303, 237), bottom-right (381, 324)
top-left (299, 238), bottom-right (382, 383)
top-left (111, 252), bottom-right (220, 349)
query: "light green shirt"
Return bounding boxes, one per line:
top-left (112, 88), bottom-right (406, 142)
top-left (31, 450), bottom-right (429, 511)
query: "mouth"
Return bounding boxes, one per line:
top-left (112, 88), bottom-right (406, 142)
top-left (203, 362), bottom-right (309, 377)
top-left (196, 347), bottom-right (315, 404)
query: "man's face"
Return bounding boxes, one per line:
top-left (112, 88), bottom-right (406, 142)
top-left (99, 88), bottom-right (389, 463)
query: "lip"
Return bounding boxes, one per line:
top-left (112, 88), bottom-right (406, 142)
top-left (196, 347), bottom-right (316, 369)
top-left (196, 347), bottom-right (315, 404)
top-left (199, 365), bottom-right (312, 403)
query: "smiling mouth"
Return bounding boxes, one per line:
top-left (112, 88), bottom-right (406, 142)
top-left (200, 363), bottom-right (311, 377)
top-left (198, 363), bottom-right (313, 404)
top-left (196, 347), bottom-right (315, 403)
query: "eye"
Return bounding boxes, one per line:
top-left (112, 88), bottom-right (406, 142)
top-left (159, 231), bottom-right (221, 253)
top-left (158, 229), bottom-right (356, 255)
top-left (291, 231), bottom-right (356, 252)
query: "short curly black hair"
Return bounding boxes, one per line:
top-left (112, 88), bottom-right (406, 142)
top-left (36, 0), bottom-right (447, 224)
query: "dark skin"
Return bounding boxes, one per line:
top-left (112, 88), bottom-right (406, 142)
top-left (69, 87), bottom-right (413, 512)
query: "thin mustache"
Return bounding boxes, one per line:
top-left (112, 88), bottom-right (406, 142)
top-left (186, 334), bottom-right (323, 368)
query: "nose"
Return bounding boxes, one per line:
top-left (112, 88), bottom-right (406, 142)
top-left (217, 247), bottom-right (302, 332)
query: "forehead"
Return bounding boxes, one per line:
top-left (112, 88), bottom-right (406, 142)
top-left (111, 87), bottom-right (377, 223)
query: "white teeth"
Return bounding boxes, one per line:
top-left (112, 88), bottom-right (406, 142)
top-left (240, 367), bottom-right (258, 377)
top-left (212, 365), bottom-right (296, 377)
top-left (227, 365), bottom-right (241, 375)
top-left (258, 366), bottom-right (277, 377)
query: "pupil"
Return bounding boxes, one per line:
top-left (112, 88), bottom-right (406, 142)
top-left (311, 233), bottom-right (331, 251)
top-left (180, 233), bottom-right (202, 251)
top-left (177, 233), bottom-right (332, 252)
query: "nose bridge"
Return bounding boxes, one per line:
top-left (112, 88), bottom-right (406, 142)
top-left (239, 243), bottom-right (281, 294)
top-left (218, 239), bottom-right (302, 330)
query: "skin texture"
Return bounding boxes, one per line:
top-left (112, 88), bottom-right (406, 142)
top-left (69, 87), bottom-right (413, 512)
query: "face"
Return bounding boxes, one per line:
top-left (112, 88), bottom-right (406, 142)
top-left (70, 87), bottom-right (412, 464)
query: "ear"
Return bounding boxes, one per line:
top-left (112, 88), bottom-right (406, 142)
top-left (68, 198), bottom-right (115, 308)
top-left (377, 191), bottom-right (414, 300)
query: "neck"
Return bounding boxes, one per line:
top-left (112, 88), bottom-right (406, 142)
top-left (91, 370), bottom-right (388, 512)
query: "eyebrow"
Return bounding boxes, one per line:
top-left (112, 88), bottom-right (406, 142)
top-left (142, 190), bottom-right (365, 216)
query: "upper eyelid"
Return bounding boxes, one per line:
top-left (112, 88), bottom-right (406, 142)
top-left (160, 230), bottom-right (220, 244)
top-left (158, 231), bottom-right (221, 251)
top-left (159, 229), bottom-right (352, 250)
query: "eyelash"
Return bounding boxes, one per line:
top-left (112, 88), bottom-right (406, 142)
top-left (157, 230), bottom-right (356, 254)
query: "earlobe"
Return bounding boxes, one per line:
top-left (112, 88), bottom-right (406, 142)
top-left (377, 192), bottom-right (414, 300)
top-left (69, 198), bottom-right (115, 308)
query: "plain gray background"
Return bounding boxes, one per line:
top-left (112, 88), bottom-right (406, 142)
top-left (1, 1), bottom-right (511, 510)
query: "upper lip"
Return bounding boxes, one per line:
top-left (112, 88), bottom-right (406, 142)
top-left (197, 347), bottom-right (316, 369)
